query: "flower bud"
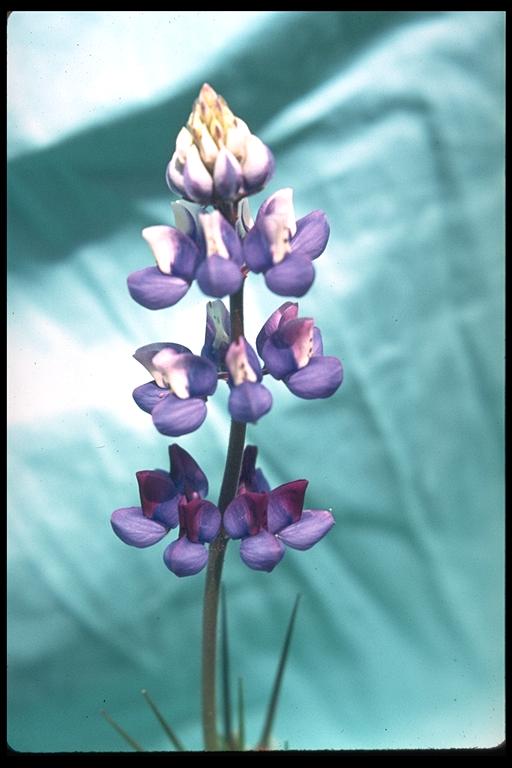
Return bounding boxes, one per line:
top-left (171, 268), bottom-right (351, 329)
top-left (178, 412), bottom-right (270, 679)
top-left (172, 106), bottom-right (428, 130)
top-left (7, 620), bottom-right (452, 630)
top-left (166, 83), bottom-right (274, 204)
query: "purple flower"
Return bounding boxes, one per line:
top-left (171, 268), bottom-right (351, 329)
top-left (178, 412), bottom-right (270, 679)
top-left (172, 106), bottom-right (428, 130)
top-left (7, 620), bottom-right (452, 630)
top-left (128, 203), bottom-right (245, 309)
top-left (201, 299), bottom-right (231, 370)
top-left (111, 444), bottom-right (220, 577)
top-left (132, 342), bottom-right (218, 436)
top-left (256, 302), bottom-right (343, 399)
top-left (243, 188), bottom-right (330, 297)
top-left (224, 448), bottom-right (335, 572)
top-left (166, 83), bottom-right (274, 205)
top-left (225, 336), bottom-right (272, 423)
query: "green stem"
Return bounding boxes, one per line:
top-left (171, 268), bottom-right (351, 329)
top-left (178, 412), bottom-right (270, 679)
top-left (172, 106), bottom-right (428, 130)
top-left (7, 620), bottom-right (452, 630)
top-left (202, 281), bottom-right (246, 751)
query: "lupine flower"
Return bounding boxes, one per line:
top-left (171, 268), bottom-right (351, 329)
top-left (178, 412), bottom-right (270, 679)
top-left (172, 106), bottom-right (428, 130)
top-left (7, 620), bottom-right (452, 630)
top-left (132, 342), bottom-right (217, 436)
top-left (224, 449), bottom-right (335, 572)
top-left (111, 444), bottom-right (220, 577)
top-left (166, 83), bottom-right (274, 205)
top-left (201, 299), bottom-right (231, 370)
top-left (256, 302), bottom-right (343, 399)
top-left (225, 336), bottom-right (272, 423)
top-left (243, 188), bottom-right (330, 297)
top-left (128, 203), bottom-right (244, 309)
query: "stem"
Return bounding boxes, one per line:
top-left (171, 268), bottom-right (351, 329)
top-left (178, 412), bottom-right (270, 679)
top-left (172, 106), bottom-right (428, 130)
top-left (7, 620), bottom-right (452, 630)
top-left (202, 280), bottom-right (246, 751)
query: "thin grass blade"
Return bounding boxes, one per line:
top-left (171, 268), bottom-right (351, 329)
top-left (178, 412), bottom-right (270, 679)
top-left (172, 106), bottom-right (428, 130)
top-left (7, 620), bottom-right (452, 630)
top-left (257, 593), bottom-right (301, 750)
top-left (141, 689), bottom-right (186, 751)
top-left (100, 709), bottom-right (145, 752)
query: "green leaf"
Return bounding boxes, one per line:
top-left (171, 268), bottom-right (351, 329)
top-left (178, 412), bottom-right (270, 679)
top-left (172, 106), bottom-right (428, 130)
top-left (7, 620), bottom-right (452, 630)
top-left (141, 689), bottom-right (186, 751)
top-left (100, 709), bottom-right (145, 752)
top-left (257, 593), bottom-right (301, 750)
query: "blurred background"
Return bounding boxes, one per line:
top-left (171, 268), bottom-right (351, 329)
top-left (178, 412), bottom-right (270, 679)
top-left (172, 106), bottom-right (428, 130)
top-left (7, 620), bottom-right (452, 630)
top-left (7, 11), bottom-right (504, 751)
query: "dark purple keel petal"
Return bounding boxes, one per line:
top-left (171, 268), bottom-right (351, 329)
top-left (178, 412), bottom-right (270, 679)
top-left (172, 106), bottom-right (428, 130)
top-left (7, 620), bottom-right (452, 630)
top-left (264, 255), bottom-right (315, 298)
top-left (239, 445), bottom-right (271, 494)
top-left (228, 382), bottom-right (272, 424)
top-left (163, 537), bottom-right (208, 577)
top-left (240, 530), bottom-right (285, 572)
top-left (136, 470), bottom-right (177, 521)
top-left (243, 225), bottom-right (273, 274)
top-left (213, 148), bottom-right (243, 199)
top-left (152, 395), bottom-right (207, 437)
top-left (111, 506), bottom-right (169, 548)
top-left (292, 210), bottom-right (330, 261)
top-left (278, 509), bottom-right (335, 550)
top-left (127, 267), bottom-right (190, 310)
top-left (133, 382), bottom-right (169, 414)
top-left (267, 479), bottom-right (308, 534)
top-left (261, 337), bottom-right (298, 380)
top-left (196, 255), bottom-right (243, 298)
top-left (169, 444), bottom-right (208, 498)
top-left (285, 356), bottom-right (343, 399)
top-left (224, 495), bottom-right (252, 539)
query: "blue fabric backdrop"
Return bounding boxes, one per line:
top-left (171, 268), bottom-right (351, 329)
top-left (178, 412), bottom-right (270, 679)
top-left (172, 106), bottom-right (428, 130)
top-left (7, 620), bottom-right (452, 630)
top-left (7, 11), bottom-right (504, 751)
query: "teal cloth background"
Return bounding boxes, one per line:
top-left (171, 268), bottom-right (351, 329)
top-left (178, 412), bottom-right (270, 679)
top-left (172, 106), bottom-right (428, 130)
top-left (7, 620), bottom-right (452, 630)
top-left (7, 11), bottom-right (504, 751)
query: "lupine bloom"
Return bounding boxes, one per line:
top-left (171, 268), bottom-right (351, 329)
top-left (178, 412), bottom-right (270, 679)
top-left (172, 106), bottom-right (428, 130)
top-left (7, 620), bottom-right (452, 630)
top-left (256, 302), bottom-right (343, 399)
top-left (128, 203), bottom-right (244, 309)
top-left (243, 188), bottom-right (330, 297)
top-left (224, 447), bottom-right (335, 572)
top-left (225, 336), bottom-right (272, 423)
top-left (166, 83), bottom-right (274, 205)
top-left (132, 342), bottom-right (217, 436)
top-left (201, 299), bottom-right (231, 370)
top-left (111, 444), bottom-right (220, 576)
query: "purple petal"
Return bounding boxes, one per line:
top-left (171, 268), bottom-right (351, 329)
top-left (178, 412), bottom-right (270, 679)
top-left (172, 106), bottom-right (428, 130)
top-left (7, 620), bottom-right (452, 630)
top-left (264, 254), bottom-right (315, 298)
top-left (111, 506), bottom-right (169, 548)
top-left (291, 210), bottom-right (330, 261)
top-left (127, 267), bottom-right (190, 310)
top-left (197, 500), bottom-right (221, 543)
top-left (169, 444), bottom-right (208, 498)
top-left (284, 356), bottom-right (343, 399)
top-left (132, 381), bottom-right (169, 414)
top-left (228, 382), bottom-right (272, 423)
top-left (136, 470), bottom-right (179, 528)
top-left (239, 530), bottom-right (285, 572)
top-left (312, 327), bottom-right (323, 357)
top-left (141, 226), bottom-right (200, 282)
top-left (224, 495), bottom-right (251, 539)
top-left (196, 255), bottom-right (243, 298)
top-left (163, 537), bottom-right (208, 577)
top-left (267, 479), bottom-right (308, 534)
top-left (261, 337), bottom-right (297, 380)
top-left (181, 354), bottom-right (218, 398)
top-left (278, 509), bottom-right (335, 550)
top-left (213, 147), bottom-right (243, 199)
top-left (255, 302), bottom-right (298, 357)
top-left (183, 145), bottom-right (213, 203)
top-left (243, 225), bottom-right (273, 273)
top-left (278, 317), bottom-right (315, 369)
top-left (241, 136), bottom-right (274, 193)
top-left (151, 395), bottom-right (207, 437)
